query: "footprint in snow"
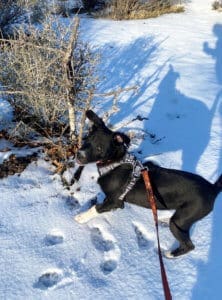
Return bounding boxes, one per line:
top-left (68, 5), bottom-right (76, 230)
top-left (90, 227), bottom-right (115, 252)
top-left (34, 268), bottom-right (62, 289)
top-left (133, 222), bottom-right (153, 249)
top-left (90, 226), bottom-right (120, 275)
top-left (100, 259), bottom-right (118, 275)
top-left (44, 229), bottom-right (64, 246)
top-left (65, 196), bottom-right (80, 210)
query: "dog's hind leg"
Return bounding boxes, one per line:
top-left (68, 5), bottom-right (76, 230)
top-left (165, 208), bottom-right (195, 258)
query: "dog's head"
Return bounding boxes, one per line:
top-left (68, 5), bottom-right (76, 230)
top-left (77, 110), bottom-right (130, 165)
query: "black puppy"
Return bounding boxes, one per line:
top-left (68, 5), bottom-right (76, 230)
top-left (75, 110), bottom-right (222, 258)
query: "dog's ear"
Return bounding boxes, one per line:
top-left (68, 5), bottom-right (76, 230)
top-left (113, 132), bottom-right (130, 147)
top-left (86, 110), bottom-right (105, 128)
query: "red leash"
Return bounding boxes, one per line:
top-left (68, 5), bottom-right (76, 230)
top-left (141, 169), bottom-right (172, 300)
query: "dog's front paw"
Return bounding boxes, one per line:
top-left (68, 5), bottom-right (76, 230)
top-left (74, 206), bottom-right (99, 224)
top-left (159, 218), bottom-right (170, 227)
top-left (74, 213), bottom-right (88, 224)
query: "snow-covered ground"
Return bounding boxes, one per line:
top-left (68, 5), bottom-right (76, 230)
top-left (0, 1), bottom-right (222, 299)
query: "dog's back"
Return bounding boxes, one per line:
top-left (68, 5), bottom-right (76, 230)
top-left (140, 161), bottom-right (220, 210)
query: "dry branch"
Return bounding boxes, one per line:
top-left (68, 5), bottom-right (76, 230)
top-left (97, 86), bottom-right (138, 123)
top-left (62, 17), bottom-right (80, 143)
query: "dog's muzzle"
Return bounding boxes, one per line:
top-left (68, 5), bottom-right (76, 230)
top-left (76, 150), bottom-right (87, 164)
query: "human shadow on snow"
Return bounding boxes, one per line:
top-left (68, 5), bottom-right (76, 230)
top-left (140, 63), bottom-right (218, 172)
top-left (192, 23), bottom-right (222, 300)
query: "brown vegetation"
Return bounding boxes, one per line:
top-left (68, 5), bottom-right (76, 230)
top-left (86, 0), bottom-right (185, 20)
top-left (0, 153), bottom-right (38, 178)
top-left (212, 1), bottom-right (222, 11)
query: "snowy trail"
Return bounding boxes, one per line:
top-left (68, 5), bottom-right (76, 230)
top-left (0, 1), bottom-right (222, 299)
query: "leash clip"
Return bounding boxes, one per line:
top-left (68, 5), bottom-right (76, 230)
top-left (141, 167), bottom-right (148, 172)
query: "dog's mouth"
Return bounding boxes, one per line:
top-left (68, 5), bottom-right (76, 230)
top-left (76, 155), bottom-right (87, 166)
top-left (76, 150), bottom-right (89, 165)
top-left (76, 158), bottom-right (85, 166)
top-left (76, 151), bottom-right (110, 166)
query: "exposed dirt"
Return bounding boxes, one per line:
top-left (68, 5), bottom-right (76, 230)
top-left (0, 129), bottom-right (78, 181)
top-left (0, 153), bottom-right (38, 178)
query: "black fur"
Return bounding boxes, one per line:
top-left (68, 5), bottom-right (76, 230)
top-left (77, 110), bottom-right (222, 257)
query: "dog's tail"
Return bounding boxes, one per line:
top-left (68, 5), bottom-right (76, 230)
top-left (214, 174), bottom-right (222, 193)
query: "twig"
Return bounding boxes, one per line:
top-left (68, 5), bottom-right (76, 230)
top-left (0, 90), bottom-right (27, 95)
top-left (78, 90), bottom-right (94, 147)
top-left (112, 115), bottom-right (148, 131)
top-left (96, 86), bottom-right (138, 123)
top-left (0, 38), bottom-right (65, 55)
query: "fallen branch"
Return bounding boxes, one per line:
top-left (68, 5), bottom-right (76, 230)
top-left (112, 114), bottom-right (148, 131)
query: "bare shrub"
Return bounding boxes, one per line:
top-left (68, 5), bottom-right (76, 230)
top-left (26, 0), bottom-right (49, 23)
top-left (49, 1), bottom-right (77, 17)
top-left (93, 0), bottom-right (185, 20)
top-left (51, 2), bottom-right (71, 17)
top-left (0, 13), bottom-right (138, 179)
top-left (0, 0), bottom-right (51, 39)
top-left (212, 1), bottom-right (222, 10)
top-left (0, 0), bottom-right (26, 38)
top-left (82, 0), bottom-right (103, 10)
top-left (0, 16), bottom-right (99, 147)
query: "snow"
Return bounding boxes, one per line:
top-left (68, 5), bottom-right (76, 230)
top-left (0, 1), bottom-right (222, 299)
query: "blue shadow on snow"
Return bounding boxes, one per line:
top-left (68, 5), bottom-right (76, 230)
top-left (192, 23), bottom-right (222, 300)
